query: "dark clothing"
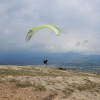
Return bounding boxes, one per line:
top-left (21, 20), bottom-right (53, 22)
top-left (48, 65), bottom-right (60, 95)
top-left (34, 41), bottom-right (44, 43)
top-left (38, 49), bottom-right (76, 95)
top-left (43, 59), bottom-right (48, 64)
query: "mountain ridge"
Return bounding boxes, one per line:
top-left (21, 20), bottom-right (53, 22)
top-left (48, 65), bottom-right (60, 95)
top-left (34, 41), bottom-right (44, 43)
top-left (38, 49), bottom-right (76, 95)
top-left (0, 51), bottom-right (100, 66)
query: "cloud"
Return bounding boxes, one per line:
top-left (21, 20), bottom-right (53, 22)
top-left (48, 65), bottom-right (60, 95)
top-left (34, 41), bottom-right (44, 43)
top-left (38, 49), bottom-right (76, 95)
top-left (0, 0), bottom-right (100, 54)
top-left (4, 29), bottom-right (12, 35)
top-left (76, 40), bottom-right (88, 46)
top-left (83, 40), bottom-right (88, 44)
top-left (76, 42), bottom-right (81, 46)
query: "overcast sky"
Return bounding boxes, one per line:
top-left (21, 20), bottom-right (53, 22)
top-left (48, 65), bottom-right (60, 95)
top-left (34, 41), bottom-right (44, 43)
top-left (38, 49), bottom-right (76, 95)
top-left (0, 0), bottom-right (100, 55)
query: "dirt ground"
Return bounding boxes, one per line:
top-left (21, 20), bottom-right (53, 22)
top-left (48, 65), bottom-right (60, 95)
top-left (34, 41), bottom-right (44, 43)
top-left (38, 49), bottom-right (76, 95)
top-left (0, 65), bottom-right (100, 100)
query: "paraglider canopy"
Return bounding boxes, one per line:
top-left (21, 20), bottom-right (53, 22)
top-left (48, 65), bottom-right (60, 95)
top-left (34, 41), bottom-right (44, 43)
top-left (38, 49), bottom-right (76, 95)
top-left (26, 24), bottom-right (60, 42)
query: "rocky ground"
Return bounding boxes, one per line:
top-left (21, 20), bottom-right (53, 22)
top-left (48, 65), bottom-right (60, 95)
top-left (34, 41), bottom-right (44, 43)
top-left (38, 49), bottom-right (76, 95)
top-left (0, 65), bottom-right (100, 100)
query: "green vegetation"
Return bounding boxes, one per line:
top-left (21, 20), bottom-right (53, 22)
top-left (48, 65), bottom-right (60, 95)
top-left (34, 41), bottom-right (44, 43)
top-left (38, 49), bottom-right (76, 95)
top-left (9, 79), bottom-right (33, 88)
top-left (0, 67), bottom-right (72, 77)
top-left (0, 68), bottom-right (53, 76)
top-left (77, 80), bottom-right (100, 92)
top-left (0, 79), bottom-right (3, 83)
top-left (43, 92), bottom-right (58, 100)
top-left (16, 81), bottom-right (33, 88)
top-left (62, 88), bottom-right (74, 98)
top-left (9, 79), bottom-right (20, 83)
top-left (9, 78), bottom-right (46, 91)
top-left (34, 84), bottom-right (46, 91)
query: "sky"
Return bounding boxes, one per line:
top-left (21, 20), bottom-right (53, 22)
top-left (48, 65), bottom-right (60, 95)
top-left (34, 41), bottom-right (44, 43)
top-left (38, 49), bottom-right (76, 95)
top-left (0, 0), bottom-right (100, 55)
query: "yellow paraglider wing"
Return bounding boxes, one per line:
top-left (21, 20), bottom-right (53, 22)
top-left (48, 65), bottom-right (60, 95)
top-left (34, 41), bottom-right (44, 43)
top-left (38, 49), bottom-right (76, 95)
top-left (26, 25), bottom-right (60, 42)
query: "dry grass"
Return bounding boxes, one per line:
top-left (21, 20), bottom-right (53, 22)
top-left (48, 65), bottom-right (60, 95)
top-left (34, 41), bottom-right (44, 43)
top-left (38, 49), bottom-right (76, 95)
top-left (0, 65), bottom-right (100, 100)
top-left (62, 88), bottom-right (74, 98)
top-left (76, 80), bottom-right (100, 92)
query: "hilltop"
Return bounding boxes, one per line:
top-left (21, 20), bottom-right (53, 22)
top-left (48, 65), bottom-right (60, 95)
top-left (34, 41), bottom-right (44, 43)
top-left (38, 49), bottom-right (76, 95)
top-left (0, 65), bottom-right (100, 100)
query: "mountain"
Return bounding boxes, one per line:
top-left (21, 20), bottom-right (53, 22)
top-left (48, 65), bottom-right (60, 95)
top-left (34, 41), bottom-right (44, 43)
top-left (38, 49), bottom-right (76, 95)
top-left (0, 51), bottom-right (100, 66)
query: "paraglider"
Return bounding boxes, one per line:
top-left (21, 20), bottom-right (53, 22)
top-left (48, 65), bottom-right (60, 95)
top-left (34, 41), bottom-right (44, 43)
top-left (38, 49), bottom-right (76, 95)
top-left (25, 24), bottom-right (60, 67)
top-left (43, 59), bottom-right (48, 67)
top-left (25, 24), bottom-right (60, 42)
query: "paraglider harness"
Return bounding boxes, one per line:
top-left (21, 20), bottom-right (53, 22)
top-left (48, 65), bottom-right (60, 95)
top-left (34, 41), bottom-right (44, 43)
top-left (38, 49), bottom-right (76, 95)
top-left (43, 59), bottom-right (48, 66)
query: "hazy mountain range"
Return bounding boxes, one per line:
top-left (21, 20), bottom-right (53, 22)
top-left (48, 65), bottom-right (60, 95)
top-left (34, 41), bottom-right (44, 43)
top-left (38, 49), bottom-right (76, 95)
top-left (0, 51), bottom-right (100, 66)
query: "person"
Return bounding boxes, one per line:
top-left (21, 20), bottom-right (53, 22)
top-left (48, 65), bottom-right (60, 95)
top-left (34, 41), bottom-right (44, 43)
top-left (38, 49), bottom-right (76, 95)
top-left (43, 59), bottom-right (48, 67)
